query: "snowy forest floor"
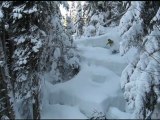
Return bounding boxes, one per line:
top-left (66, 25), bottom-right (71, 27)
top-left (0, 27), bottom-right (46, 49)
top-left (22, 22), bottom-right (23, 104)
top-left (41, 27), bottom-right (136, 119)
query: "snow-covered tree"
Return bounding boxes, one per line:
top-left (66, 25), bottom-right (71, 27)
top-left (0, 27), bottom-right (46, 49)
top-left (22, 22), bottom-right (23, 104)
top-left (82, 1), bottom-right (127, 37)
top-left (65, 15), bottom-right (75, 35)
top-left (0, 2), bottom-right (15, 119)
top-left (0, 1), bottom-right (80, 119)
top-left (84, 1), bottom-right (126, 26)
top-left (120, 1), bottom-right (160, 119)
top-left (83, 10), bottom-right (106, 37)
top-left (69, 1), bottom-right (76, 24)
top-left (82, 1), bottom-right (90, 25)
top-left (39, 2), bottom-right (80, 84)
top-left (0, 1), bottom-right (51, 119)
top-left (82, 1), bottom-right (101, 26)
top-left (75, 1), bottom-right (84, 38)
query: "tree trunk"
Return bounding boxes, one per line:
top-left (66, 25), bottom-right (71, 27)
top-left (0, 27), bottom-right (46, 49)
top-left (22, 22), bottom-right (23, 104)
top-left (32, 74), bottom-right (41, 119)
top-left (0, 20), bottom-right (15, 119)
top-left (33, 92), bottom-right (40, 119)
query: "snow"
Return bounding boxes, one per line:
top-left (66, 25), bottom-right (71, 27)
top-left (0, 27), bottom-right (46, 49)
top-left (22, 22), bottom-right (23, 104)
top-left (19, 74), bottom-right (27, 81)
top-left (41, 104), bottom-right (87, 119)
top-left (5, 24), bottom-right (9, 30)
top-left (83, 24), bottom-right (96, 37)
top-left (32, 40), bottom-right (42, 52)
top-left (77, 27), bottom-right (120, 48)
top-left (0, 61), bottom-right (4, 66)
top-left (54, 48), bottom-right (61, 59)
top-left (12, 4), bottom-right (25, 19)
top-left (107, 107), bottom-right (132, 119)
top-left (151, 7), bottom-right (160, 22)
top-left (23, 6), bottom-right (37, 14)
top-left (41, 26), bottom-right (133, 119)
top-left (78, 46), bottom-right (126, 76)
top-left (0, 9), bottom-right (3, 20)
top-left (42, 62), bottom-right (128, 118)
top-left (119, 1), bottom-right (144, 55)
top-left (83, 11), bottom-right (107, 37)
top-left (2, 2), bottom-right (11, 8)
top-left (1, 115), bottom-right (9, 120)
top-left (90, 14), bottom-right (99, 23)
top-left (14, 36), bottom-right (25, 45)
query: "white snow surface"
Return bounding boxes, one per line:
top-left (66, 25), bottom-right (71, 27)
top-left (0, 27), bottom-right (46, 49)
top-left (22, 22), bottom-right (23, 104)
top-left (41, 26), bottom-right (133, 119)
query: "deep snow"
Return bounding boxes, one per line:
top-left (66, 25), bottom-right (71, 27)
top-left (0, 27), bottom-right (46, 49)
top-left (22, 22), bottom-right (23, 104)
top-left (41, 26), bottom-right (136, 119)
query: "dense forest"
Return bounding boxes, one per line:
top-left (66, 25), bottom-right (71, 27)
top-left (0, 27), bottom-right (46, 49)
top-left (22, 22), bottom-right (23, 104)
top-left (0, 1), bottom-right (160, 119)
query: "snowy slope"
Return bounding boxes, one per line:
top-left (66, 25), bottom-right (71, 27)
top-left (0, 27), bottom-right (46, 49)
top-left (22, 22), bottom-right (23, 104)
top-left (75, 27), bottom-right (120, 49)
top-left (41, 26), bottom-right (133, 119)
top-left (78, 45), bottom-right (127, 76)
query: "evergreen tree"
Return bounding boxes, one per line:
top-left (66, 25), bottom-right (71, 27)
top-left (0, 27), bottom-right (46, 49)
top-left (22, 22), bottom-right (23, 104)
top-left (120, 1), bottom-right (160, 119)
top-left (65, 14), bottom-right (75, 35)
top-left (0, 1), bottom-right (80, 119)
top-left (1, 1), bottom-right (51, 119)
top-left (83, 10), bottom-right (106, 37)
top-left (75, 1), bottom-right (84, 38)
top-left (40, 1), bottom-right (80, 84)
top-left (82, 1), bottom-right (127, 37)
top-left (0, 2), bottom-right (15, 119)
top-left (69, 1), bottom-right (76, 24)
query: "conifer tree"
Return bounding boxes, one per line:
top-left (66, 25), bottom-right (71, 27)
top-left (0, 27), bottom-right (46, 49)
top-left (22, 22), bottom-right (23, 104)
top-left (0, 1), bottom-right (80, 119)
top-left (120, 1), bottom-right (160, 119)
top-left (75, 1), bottom-right (84, 38)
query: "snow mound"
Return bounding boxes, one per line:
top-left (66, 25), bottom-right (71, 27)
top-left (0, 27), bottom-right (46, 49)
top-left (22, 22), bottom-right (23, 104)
top-left (42, 61), bottom-right (127, 118)
top-left (41, 104), bottom-right (87, 119)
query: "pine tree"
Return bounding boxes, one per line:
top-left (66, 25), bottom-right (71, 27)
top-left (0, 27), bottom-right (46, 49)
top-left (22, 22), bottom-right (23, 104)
top-left (2, 1), bottom-right (49, 119)
top-left (75, 1), bottom-right (84, 38)
top-left (120, 1), bottom-right (160, 119)
top-left (39, 1), bottom-right (80, 84)
top-left (0, 3), bottom-right (15, 118)
top-left (0, 1), bottom-right (80, 119)
top-left (82, 1), bottom-right (127, 37)
top-left (104, 1), bottom-right (127, 26)
top-left (65, 14), bottom-right (75, 35)
top-left (69, 1), bottom-right (76, 24)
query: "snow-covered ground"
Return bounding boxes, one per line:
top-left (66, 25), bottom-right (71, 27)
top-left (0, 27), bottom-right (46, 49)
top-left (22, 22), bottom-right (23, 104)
top-left (41, 26), bottom-right (134, 119)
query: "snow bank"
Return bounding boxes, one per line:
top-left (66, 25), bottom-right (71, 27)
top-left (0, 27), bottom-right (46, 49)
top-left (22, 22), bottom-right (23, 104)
top-left (41, 104), bottom-right (87, 119)
top-left (42, 62), bottom-right (127, 118)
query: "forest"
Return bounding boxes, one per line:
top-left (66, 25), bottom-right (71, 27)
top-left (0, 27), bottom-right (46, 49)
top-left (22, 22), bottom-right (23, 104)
top-left (0, 1), bottom-right (160, 119)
